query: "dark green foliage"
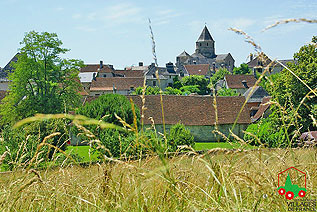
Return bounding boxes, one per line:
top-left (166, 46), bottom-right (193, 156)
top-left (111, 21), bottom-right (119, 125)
top-left (75, 94), bottom-right (141, 158)
top-left (167, 123), bottom-right (195, 151)
top-left (270, 36), bottom-right (317, 132)
top-left (244, 116), bottom-right (286, 147)
top-left (233, 63), bottom-right (251, 75)
top-left (172, 76), bottom-right (182, 89)
top-left (0, 31), bottom-right (83, 125)
top-left (0, 119), bottom-right (69, 170)
top-left (210, 68), bottom-right (231, 86)
top-left (76, 94), bottom-right (140, 127)
top-left (181, 75), bottom-right (210, 95)
top-left (164, 87), bottom-right (183, 95)
top-left (132, 86), bottom-right (161, 95)
top-left (217, 88), bottom-right (239, 96)
top-left (180, 85), bottom-right (200, 95)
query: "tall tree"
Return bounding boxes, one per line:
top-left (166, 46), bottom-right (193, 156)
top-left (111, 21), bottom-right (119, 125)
top-left (233, 63), bottom-right (251, 75)
top-left (181, 75), bottom-right (210, 95)
top-left (0, 31), bottom-right (83, 124)
top-left (271, 36), bottom-right (317, 132)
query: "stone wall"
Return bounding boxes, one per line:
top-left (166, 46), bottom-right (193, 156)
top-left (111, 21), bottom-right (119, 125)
top-left (147, 123), bottom-right (249, 142)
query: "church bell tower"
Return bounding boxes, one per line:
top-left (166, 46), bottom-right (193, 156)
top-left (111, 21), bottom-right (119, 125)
top-left (195, 26), bottom-right (215, 58)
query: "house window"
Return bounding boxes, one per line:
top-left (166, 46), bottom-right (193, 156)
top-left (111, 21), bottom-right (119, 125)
top-left (200, 43), bottom-right (202, 46)
top-left (103, 74), bottom-right (107, 77)
top-left (207, 43), bottom-right (208, 46)
top-left (95, 93), bottom-right (100, 96)
top-left (153, 81), bottom-right (156, 86)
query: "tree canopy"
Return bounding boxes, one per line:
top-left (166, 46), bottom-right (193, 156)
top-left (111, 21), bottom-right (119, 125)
top-left (210, 68), bottom-right (231, 86)
top-left (0, 31), bottom-right (83, 125)
top-left (233, 63), bottom-right (251, 75)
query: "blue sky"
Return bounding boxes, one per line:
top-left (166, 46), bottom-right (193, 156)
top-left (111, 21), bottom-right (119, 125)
top-left (0, 0), bottom-right (316, 69)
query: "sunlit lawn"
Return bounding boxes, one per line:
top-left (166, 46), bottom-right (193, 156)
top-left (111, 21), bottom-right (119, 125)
top-left (194, 142), bottom-right (256, 151)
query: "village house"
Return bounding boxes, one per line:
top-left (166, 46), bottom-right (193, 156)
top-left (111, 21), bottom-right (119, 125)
top-left (251, 96), bottom-right (272, 122)
top-left (176, 26), bottom-right (235, 72)
top-left (0, 53), bottom-right (19, 91)
top-left (130, 95), bottom-right (251, 142)
top-left (183, 64), bottom-right (212, 78)
top-left (247, 52), bottom-right (295, 75)
top-left (223, 74), bottom-right (257, 94)
top-left (243, 86), bottom-right (270, 116)
top-left (89, 77), bottom-right (144, 96)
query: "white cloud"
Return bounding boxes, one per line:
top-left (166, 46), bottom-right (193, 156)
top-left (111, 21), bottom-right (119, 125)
top-left (231, 18), bottom-right (256, 29)
top-left (101, 3), bottom-right (143, 25)
top-left (152, 9), bottom-right (182, 26)
top-left (55, 7), bottom-right (64, 12)
top-left (75, 26), bottom-right (97, 32)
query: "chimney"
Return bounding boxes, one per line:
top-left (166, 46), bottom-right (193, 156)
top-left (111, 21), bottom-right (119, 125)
top-left (242, 80), bottom-right (248, 88)
top-left (100, 61), bottom-right (103, 69)
top-left (139, 62), bottom-right (143, 66)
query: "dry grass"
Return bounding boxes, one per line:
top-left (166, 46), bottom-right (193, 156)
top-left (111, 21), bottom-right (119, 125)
top-left (0, 148), bottom-right (316, 211)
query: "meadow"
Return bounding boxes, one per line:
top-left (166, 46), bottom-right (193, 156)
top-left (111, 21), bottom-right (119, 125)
top-left (0, 147), bottom-right (315, 211)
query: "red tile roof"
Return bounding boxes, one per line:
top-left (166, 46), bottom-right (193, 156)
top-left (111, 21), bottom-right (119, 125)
top-left (115, 70), bottom-right (145, 77)
top-left (90, 77), bottom-right (144, 91)
top-left (80, 64), bottom-right (99, 72)
top-left (129, 95), bottom-right (251, 125)
top-left (252, 96), bottom-right (272, 121)
top-left (225, 74), bottom-right (257, 89)
top-left (184, 64), bottom-right (210, 76)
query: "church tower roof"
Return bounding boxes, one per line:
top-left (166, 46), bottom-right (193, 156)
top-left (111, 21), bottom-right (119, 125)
top-left (197, 26), bottom-right (214, 42)
top-left (177, 50), bottom-right (190, 57)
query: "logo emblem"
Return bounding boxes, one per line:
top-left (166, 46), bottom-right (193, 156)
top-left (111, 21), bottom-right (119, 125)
top-left (277, 167), bottom-right (307, 200)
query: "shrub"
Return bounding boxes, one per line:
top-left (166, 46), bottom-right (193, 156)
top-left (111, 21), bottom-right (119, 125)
top-left (244, 117), bottom-right (286, 147)
top-left (0, 119), bottom-right (69, 170)
top-left (167, 123), bottom-right (195, 151)
top-left (75, 94), bottom-right (141, 158)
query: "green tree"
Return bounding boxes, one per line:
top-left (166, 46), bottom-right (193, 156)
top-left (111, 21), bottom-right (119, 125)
top-left (210, 68), bottom-right (231, 86)
top-left (271, 36), bottom-right (317, 132)
top-left (233, 63), bottom-right (251, 75)
top-left (167, 123), bottom-right (195, 151)
top-left (217, 88), bottom-right (239, 96)
top-left (132, 86), bottom-right (160, 95)
top-left (0, 31), bottom-right (83, 125)
top-left (164, 87), bottom-right (183, 95)
top-left (172, 76), bottom-right (182, 89)
top-left (75, 94), bottom-right (140, 157)
top-left (180, 85), bottom-right (200, 95)
top-left (181, 75), bottom-right (210, 95)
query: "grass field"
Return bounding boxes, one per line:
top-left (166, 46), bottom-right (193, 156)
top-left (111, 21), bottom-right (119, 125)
top-left (0, 148), bottom-right (315, 211)
top-left (66, 145), bottom-right (100, 162)
top-left (194, 142), bottom-right (256, 151)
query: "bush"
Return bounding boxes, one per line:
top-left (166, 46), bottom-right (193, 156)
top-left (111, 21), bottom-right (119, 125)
top-left (74, 94), bottom-right (141, 158)
top-left (167, 123), bottom-right (195, 151)
top-left (164, 87), bottom-right (183, 95)
top-left (0, 119), bottom-right (69, 170)
top-left (244, 117), bottom-right (286, 147)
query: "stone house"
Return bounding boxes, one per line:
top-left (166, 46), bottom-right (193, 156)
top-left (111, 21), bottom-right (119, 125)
top-left (176, 26), bottom-right (235, 72)
top-left (243, 86), bottom-right (270, 116)
top-left (130, 95), bottom-right (251, 142)
top-left (183, 64), bottom-right (212, 78)
top-left (223, 74), bottom-right (257, 94)
top-left (251, 96), bottom-right (272, 122)
top-left (247, 53), bottom-right (295, 75)
top-left (0, 53), bottom-right (19, 91)
top-left (89, 77), bottom-right (144, 96)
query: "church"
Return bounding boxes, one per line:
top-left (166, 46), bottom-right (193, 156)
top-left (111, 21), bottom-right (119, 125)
top-left (176, 26), bottom-right (235, 72)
